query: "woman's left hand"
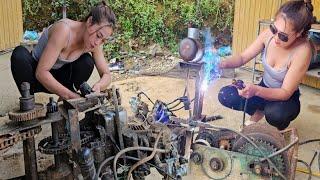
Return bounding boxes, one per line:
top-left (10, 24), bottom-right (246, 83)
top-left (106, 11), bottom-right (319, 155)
top-left (239, 83), bottom-right (259, 99)
top-left (92, 83), bottom-right (101, 93)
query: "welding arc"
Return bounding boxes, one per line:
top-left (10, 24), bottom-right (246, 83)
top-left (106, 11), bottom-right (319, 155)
top-left (127, 130), bottom-right (164, 180)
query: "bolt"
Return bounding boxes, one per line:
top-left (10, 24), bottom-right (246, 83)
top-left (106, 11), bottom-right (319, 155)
top-left (210, 158), bottom-right (224, 171)
top-left (191, 152), bottom-right (202, 165)
top-left (254, 164), bottom-right (262, 175)
top-left (20, 82), bottom-right (31, 98)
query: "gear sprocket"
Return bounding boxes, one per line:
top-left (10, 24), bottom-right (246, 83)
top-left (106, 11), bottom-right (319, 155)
top-left (38, 131), bottom-right (96, 154)
top-left (0, 126), bottom-right (42, 150)
top-left (8, 103), bottom-right (46, 122)
top-left (232, 124), bottom-right (289, 179)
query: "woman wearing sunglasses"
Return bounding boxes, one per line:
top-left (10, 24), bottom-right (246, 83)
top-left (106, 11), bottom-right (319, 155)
top-left (218, 0), bottom-right (315, 130)
top-left (11, 1), bottom-right (115, 100)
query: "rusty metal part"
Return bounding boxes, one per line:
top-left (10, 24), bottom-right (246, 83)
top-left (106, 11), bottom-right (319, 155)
top-left (87, 139), bottom-right (105, 149)
top-left (38, 134), bottom-right (71, 154)
top-left (0, 112), bottom-right (62, 136)
top-left (195, 129), bottom-right (236, 149)
top-left (38, 130), bottom-right (95, 155)
top-left (0, 133), bottom-right (19, 150)
top-left (68, 109), bottom-right (81, 152)
top-left (241, 123), bottom-right (286, 147)
top-left (8, 103), bottom-right (46, 122)
top-left (45, 163), bottom-right (73, 180)
top-left (23, 137), bottom-right (38, 180)
top-left (128, 117), bottom-right (151, 131)
top-left (232, 124), bottom-right (289, 178)
top-left (210, 157), bottom-right (224, 171)
top-left (20, 82), bottom-right (35, 111)
top-left (0, 126), bottom-right (42, 150)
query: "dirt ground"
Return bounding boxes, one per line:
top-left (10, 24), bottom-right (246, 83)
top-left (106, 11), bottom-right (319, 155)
top-left (0, 51), bottom-right (320, 179)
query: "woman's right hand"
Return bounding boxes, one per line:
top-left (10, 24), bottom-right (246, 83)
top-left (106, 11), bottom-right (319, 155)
top-left (68, 92), bottom-right (81, 99)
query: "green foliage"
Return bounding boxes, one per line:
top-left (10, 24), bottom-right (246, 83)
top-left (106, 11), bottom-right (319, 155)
top-left (23, 0), bottom-right (234, 57)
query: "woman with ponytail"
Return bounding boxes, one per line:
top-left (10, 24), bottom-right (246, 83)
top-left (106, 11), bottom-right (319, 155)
top-left (11, 1), bottom-right (116, 100)
top-left (218, 0), bottom-right (315, 130)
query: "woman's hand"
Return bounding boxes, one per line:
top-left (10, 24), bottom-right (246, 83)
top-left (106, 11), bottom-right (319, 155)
top-left (68, 92), bottom-right (81, 99)
top-left (92, 83), bottom-right (101, 93)
top-left (238, 83), bottom-right (259, 99)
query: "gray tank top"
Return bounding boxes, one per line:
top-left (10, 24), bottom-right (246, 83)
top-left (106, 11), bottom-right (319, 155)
top-left (262, 37), bottom-right (295, 88)
top-left (32, 19), bottom-right (79, 69)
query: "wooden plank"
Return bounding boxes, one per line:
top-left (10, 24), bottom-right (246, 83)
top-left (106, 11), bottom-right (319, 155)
top-left (0, 0), bottom-right (23, 51)
top-left (0, 0), bottom-right (4, 50)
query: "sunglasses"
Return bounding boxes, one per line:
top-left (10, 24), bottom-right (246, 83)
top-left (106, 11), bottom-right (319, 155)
top-left (269, 24), bottom-right (289, 42)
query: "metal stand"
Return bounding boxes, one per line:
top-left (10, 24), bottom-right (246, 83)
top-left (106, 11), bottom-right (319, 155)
top-left (179, 61), bottom-right (223, 122)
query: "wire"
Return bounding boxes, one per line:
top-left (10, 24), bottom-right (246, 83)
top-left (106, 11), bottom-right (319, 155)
top-left (297, 159), bottom-right (312, 180)
top-left (299, 138), bottom-right (320, 146)
top-left (259, 137), bottom-right (299, 161)
top-left (137, 92), bottom-right (155, 105)
top-left (127, 131), bottom-right (163, 180)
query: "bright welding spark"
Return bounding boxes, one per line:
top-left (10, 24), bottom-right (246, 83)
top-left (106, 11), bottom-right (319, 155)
top-left (202, 28), bottom-right (221, 89)
top-left (201, 80), bottom-right (208, 91)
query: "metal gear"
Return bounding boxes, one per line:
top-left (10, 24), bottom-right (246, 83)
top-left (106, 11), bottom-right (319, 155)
top-left (38, 134), bottom-right (71, 154)
top-left (235, 138), bottom-right (287, 179)
top-left (232, 128), bottom-right (289, 179)
top-left (8, 103), bottom-right (46, 122)
top-left (0, 126), bottom-right (42, 150)
top-left (38, 131), bottom-right (96, 154)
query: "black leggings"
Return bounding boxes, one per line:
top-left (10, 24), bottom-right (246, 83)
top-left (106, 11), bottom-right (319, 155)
top-left (218, 80), bottom-right (300, 130)
top-left (11, 46), bottom-right (94, 95)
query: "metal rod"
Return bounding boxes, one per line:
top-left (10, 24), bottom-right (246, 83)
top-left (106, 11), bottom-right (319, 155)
top-left (112, 85), bottom-right (125, 151)
top-left (193, 65), bottom-right (204, 119)
top-left (242, 20), bottom-right (262, 127)
top-left (23, 137), bottom-right (38, 180)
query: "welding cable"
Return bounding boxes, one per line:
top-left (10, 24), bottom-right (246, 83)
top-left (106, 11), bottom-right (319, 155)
top-left (296, 159), bottom-right (312, 180)
top-left (169, 98), bottom-right (194, 112)
top-left (259, 137), bottom-right (299, 162)
top-left (201, 123), bottom-right (287, 180)
top-left (242, 98), bottom-right (249, 127)
top-left (112, 146), bottom-right (170, 179)
top-left (166, 98), bottom-right (182, 106)
top-left (299, 139), bottom-right (320, 146)
top-left (127, 130), bottom-right (164, 180)
top-left (167, 100), bottom-right (183, 109)
top-left (137, 92), bottom-right (155, 105)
